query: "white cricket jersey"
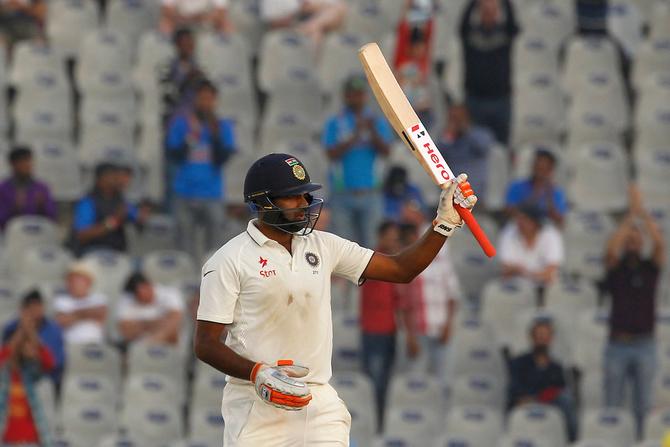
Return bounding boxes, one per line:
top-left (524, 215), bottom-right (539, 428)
top-left (197, 219), bottom-right (374, 385)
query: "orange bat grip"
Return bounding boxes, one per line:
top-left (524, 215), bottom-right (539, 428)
top-left (455, 205), bottom-right (497, 258)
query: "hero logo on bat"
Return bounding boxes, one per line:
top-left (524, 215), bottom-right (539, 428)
top-left (410, 124), bottom-right (451, 182)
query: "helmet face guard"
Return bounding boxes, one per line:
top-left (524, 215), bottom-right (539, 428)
top-left (250, 193), bottom-right (324, 236)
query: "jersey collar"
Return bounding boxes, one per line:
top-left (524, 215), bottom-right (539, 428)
top-left (246, 219), bottom-right (271, 246)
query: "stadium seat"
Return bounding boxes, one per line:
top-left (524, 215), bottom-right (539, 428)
top-left (98, 434), bottom-right (144, 447)
top-left (127, 342), bottom-right (185, 383)
top-left (124, 373), bottom-right (183, 408)
top-left (635, 148), bottom-right (670, 208)
top-left (77, 29), bottom-right (133, 78)
top-left (192, 364), bottom-right (227, 409)
top-left (4, 216), bottom-right (60, 273)
top-left (81, 250), bottom-right (132, 298)
top-left (47, 0), bottom-right (100, 58)
top-left (446, 227), bottom-right (500, 301)
top-left (563, 36), bottom-right (622, 93)
top-left (387, 372), bottom-right (445, 413)
top-left (130, 215), bottom-right (178, 257)
top-left (31, 140), bottom-right (83, 201)
top-left (61, 374), bottom-right (117, 408)
top-left (133, 30), bottom-right (174, 94)
top-left (511, 73), bottom-right (566, 146)
top-left (572, 308), bottom-right (609, 372)
top-left (654, 368), bottom-right (670, 407)
top-left (384, 405), bottom-right (441, 439)
top-left (481, 277), bottom-right (537, 349)
top-left (373, 435), bottom-right (431, 447)
top-left (17, 244), bottom-right (72, 291)
top-left (188, 408), bottom-right (224, 445)
top-left (332, 314), bottom-right (361, 372)
top-left (450, 318), bottom-right (496, 363)
top-left (607, 0), bottom-right (643, 57)
top-left (263, 77), bottom-right (324, 128)
top-left (632, 39), bottom-right (670, 89)
top-left (60, 401), bottom-right (117, 447)
top-left (580, 408), bottom-right (636, 447)
top-left (566, 110), bottom-right (623, 148)
top-left (643, 407), bottom-right (670, 441)
top-left (485, 145), bottom-right (510, 211)
top-left (331, 371), bottom-right (376, 424)
top-left (136, 122), bottom-right (165, 202)
top-left (197, 31), bottom-right (252, 82)
top-left (544, 277), bottom-right (599, 314)
top-left (318, 32), bottom-right (367, 97)
top-left (343, 0), bottom-right (394, 43)
top-left (65, 343), bottom-right (122, 385)
top-left (634, 101), bottom-right (670, 148)
top-left (507, 404), bottom-right (567, 447)
top-left (513, 33), bottom-right (560, 79)
top-left (172, 438), bottom-right (220, 447)
top-left (105, 0), bottom-right (160, 45)
top-left (9, 42), bottom-right (67, 89)
top-left (497, 435), bottom-right (554, 447)
top-left (121, 403), bottom-right (184, 447)
top-left (521, 2), bottom-right (575, 47)
top-left (579, 371), bottom-right (604, 412)
top-left (13, 93), bottom-right (73, 144)
top-left (348, 403), bottom-right (376, 447)
top-left (649, 1), bottom-right (670, 40)
top-left (451, 339), bottom-right (507, 382)
top-left (142, 249), bottom-right (197, 288)
top-left (450, 373), bottom-right (505, 411)
top-left (567, 142), bottom-right (629, 212)
top-left (444, 405), bottom-right (504, 447)
top-left (569, 440), bottom-right (609, 447)
top-left (259, 112), bottom-right (316, 154)
top-left (258, 30), bottom-right (316, 92)
top-left (632, 441), bottom-right (663, 447)
top-left (637, 73), bottom-right (670, 111)
top-left (563, 210), bottom-right (615, 279)
top-left (439, 37), bottom-right (465, 102)
top-left (568, 71), bottom-right (629, 133)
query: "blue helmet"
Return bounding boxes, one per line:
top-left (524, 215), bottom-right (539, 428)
top-left (244, 153), bottom-right (324, 235)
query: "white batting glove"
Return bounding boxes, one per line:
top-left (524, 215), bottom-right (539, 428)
top-left (250, 360), bottom-right (312, 411)
top-left (433, 173), bottom-right (478, 237)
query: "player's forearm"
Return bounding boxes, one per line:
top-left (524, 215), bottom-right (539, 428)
top-left (194, 321), bottom-right (256, 381)
top-left (390, 228), bottom-right (447, 282)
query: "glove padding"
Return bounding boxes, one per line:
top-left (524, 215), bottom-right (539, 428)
top-left (250, 360), bottom-right (312, 411)
top-left (433, 173), bottom-right (478, 237)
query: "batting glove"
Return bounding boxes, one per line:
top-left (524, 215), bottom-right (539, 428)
top-left (250, 360), bottom-right (312, 411)
top-left (433, 173), bottom-right (477, 238)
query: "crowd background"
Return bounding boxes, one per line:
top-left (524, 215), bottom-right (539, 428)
top-left (0, 0), bottom-right (669, 446)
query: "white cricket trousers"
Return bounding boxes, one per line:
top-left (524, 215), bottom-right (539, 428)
top-left (222, 382), bottom-right (351, 446)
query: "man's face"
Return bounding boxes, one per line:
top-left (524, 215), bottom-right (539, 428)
top-left (67, 272), bottom-right (93, 298)
top-left (479, 0), bottom-right (500, 28)
top-left (22, 302), bottom-right (44, 322)
top-left (624, 226), bottom-right (644, 254)
top-left (516, 213), bottom-right (539, 239)
top-left (448, 105), bottom-right (470, 135)
top-left (273, 194), bottom-right (310, 221)
top-left (195, 88), bottom-right (217, 115)
top-left (531, 323), bottom-right (553, 348)
top-left (176, 34), bottom-right (195, 58)
top-left (114, 168), bottom-right (133, 192)
top-left (12, 157), bottom-right (33, 178)
top-left (378, 226), bottom-right (401, 253)
top-left (134, 282), bottom-right (155, 305)
top-left (344, 89), bottom-right (367, 111)
top-left (97, 171), bottom-right (117, 192)
top-left (532, 155), bottom-right (555, 182)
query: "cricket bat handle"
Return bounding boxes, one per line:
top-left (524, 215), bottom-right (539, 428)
top-left (455, 205), bottom-right (496, 258)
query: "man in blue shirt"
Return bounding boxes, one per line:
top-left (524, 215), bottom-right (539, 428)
top-left (166, 79), bottom-right (236, 257)
top-left (2, 290), bottom-right (65, 388)
top-left (505, 148), bottom-right (567, 226)
top-left (322, 75), bottom-right (394, 247)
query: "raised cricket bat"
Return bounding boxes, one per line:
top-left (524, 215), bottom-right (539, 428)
top-left (358, 43), bottom-right (496, 257)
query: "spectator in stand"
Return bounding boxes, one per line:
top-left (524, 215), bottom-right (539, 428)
top-left (0, 0), bottom-right (46, 51)
top-left (0, 146), bottom-right (56, 231)
top-left (395, 26), bottom-right (434, 129)
top-left (53, 262), bottom-right (108, 345)
top-left (460, 0), bottom-right (519, 144)
top-left (397, 220), bottom-right (462, 381)
top-left (603, 185), bottom-right (665, 436)
top-left (70, 163), bottom-right (149, 256)
top-left (2, 291), bottom-right (64, 388)
top-left (166, 79), bottom-right (236, 258)
top-left (505, 148), bottom-right (567, 227)
top-left (159, 0), bottom-right (232, 35)
top-left (360, 221), bottom-right (411, 431)
top-left (161, 27), bottom-right (207, 122)
top-left (499, 205), bottom-right (563, 287)
top-left (260, 0), bottom-right (347, 45)
top-left (322, 74), bottom-right (394, 247)
top-left (437, 103), bottom-right (495, 207)
top-left (117, 273), bottom-right (184, 346)
top-left (382, 166), bottom-right (425, 222)
top-left (508, 318), bottom-right (577, 442)
top-left (0, 305), bottom-right (54, 447)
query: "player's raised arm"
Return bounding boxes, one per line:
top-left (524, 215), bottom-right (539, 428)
top-left (362, 174), bottom-right (476, 283)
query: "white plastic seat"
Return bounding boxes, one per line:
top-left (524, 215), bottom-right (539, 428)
top-left (566, 110), bottom-right (623, 147)
top-left (13, 94), bottom-right (73, 143)
top-left (64, 343), bottom-right (122, 385)
top-left (61, 374), bottom-right (117, 408)
top-left (188, 408), bottom-right (224, 444)
top-left (643, 407), bottom-right (670, 440)
top-left (563, 36), bottom-right (622, 93)
top-left (98, 434), bottom-right (144, 447)
top-left (9, 42), bottom-right (66, 88)
top-left (124, 373), bottom-right (182, 407)
top-left (258, 30), bottom-right (316, 92)
top-left (105, 0), bottom-right (159, 45)
top-left (607, 0), bottom-right (643, 56)
top-left (568, 142), bottom-right (629, 212)
top-left (481, 277), bottom-right (537, 349)
top-left (374, 435), bottom-right (429, 447)
top-left (497, 435), bottom-right (554, 447)
top-left (121, 403), bottom-right (184, 447)
top-left (18, 245), bottom-right (73, 291)
top-left (384, 405), bottom-right (441, 439)
top-left (348, 399), bottom-right (376, 447)
top-left (563, 211), bottom-right (615, 279)
top-left (572, 308), bottom-right (609, 372)
top-left (568, 441), bottom-right (609, 447)
top-left (507, 404), bottom-right (567, 447)
top-left (545, 277), bottom-right (599, 314)
top-left (446, 229), bottom-right (500, 300)
top-left (47, 0), bottom-right (99, 58)
top-left (259, 112), bottom-right (315, 153)
top-left (649, 1), bottom-right (670, 40)
top-left (4, 216), bottom-right (60, 272)
top-left (133, 30), bottom-right (174, 93)
top-left (127, 342), bottom-right (185, 382)
top-left (512, 73), bottom-right (566, 145)
top-left (632, 441), bottom-right (663, 447)
top-left (331, 371), bottom-right (376, 425)
top-left (76, 29), bottom-right (132, 85)
top-left (654, 368), bottom-right (670, 407)
top-left (634, 102), bottom-right (670, 148)
top-left (172, 438), bottom-right (220, 447)
top-left (444, 405), bottom-right (504, 447)
top-left (60, 401), bottom-right (117, 447)
top-left (81, 249), bottom-right (132, 297)
top-left (318, 32), bottom-right (367, 97)
top-left (513, 33), bottom-right (561, 78)
top-left (31, 140), bottom-right (82, 201)
top-left (197, 31), bottom-right (252, 83)
top-left (131, 215), bottom-right (177, 256)
top-left (343, 0), bottom-right (393, 42)
top-left (580, 408), bottom-right (635, 447)
top-left (192, 365), bottom-right (227, 410)
top-left (450, 373), bottom-right (505, 411)
top-left (450, 318), bottom-right (496, 358)
top-left (632, 39), bottom-right (670, 89)
top-left (451, 340), bottom-right (507, 382)
top-left (228, 0), bottom-right (263, 51)
top-left (332, 314), bottom-right (361, 372)
top-left (521, 2), bottom-right (574, 47)
top-left (387, 372), bottom-right (445, 413)
top-left (143, 249), bottom-right (197, 288)
top-left (263, 77), bottom-right (323, 128)
top-left (579, 371), bottom-right (604, 412)
top-left (635, 148), bottom-right (670, 208)
top-left (569, 71), bottom-right (629, 133)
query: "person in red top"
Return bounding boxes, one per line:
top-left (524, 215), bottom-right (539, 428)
top-left (0, 308), bottom-right (55, 446)
top-left (359, 221), bottom-right (412, 432)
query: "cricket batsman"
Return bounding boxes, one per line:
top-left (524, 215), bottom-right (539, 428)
top-left (194, 152), bottom-right (476, 446)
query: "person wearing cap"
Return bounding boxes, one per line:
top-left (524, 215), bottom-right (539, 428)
top-left (508, 318), bottom-right (576, 441)
top-left (166, 78), bottom-right (236, 259)
top-left (0, 146), bottom-right (56, 230)
top-left (505, 148), bottom-right (568, 227)
top-left (194, 151), bottom-right (477, 445)
top-left (2, 290), bottom-right (64, 388)
top-left (53, 262), bottom-right (108, 345)
top-left (322, 74), bottom-right (394, 247)
top-left (499, 204), bottom-right (564, 286)
top-left (70, 162), bottom-right (149, 256)
top-left (116, 272), bottom-right (184, 347)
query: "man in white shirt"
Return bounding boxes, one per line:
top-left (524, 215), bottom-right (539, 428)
top-left (194, 152), bottom-right (478, 446)
top-left (160, 0), bottom-right (231, 34)
top-left (117, 272), bottom-right (184, 346)
top-left (499, 205), bottom-right (564, 286)
top-left (54, 262), bottom-right (108, 345)
top-left (260, 0), bottom-right (346, 44)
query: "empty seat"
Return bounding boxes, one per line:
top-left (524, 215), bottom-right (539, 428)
top-left (607, 0), bottom-right (643, 56)
top-left (4, 216), bottom-right (60, 272)
top-left (143, 249), bottom-right (197, 287)
top-left (563, 211), bottom-right (615, 279)
top-left (387, 372), bottom-right (445, 413)
top-left (188, 408), bottom-right (224, 444)
top-left (9, 42), bottom-right (67, 89)
top-left (568, 142), bottom-right (629, 212)
top-left (124, 373), bottom-right (182, 408)
top-left (444, 405), bottom-right (504, 447)
top-left (580, 408), bottom-right (635, 447)
top-left (513, 33), bottom-right (560, 78)
top-left (563, 36), bottom-right (622, 93)
top-left (653, 369), bottom-right (670, 407)
top-left (572, 308), bottom-right (609, 372)
top-left (32, 140), bottom-right (83, 201)
top-left (77, 29), bottom-right (132, 80)
top-left (634, 102), bottom-right (670, 147)
top-left (512, 73), bottom-right (566, 145)
top-left (481, 277), bottom-right (537, 349)
top-left (60, 402), bottom-right (117, 447)
top-left (522, 2), bottom-right (574, 46)
top-left (65, 343), bottom-right (122, 384)
top-left (197, 31), bottom-right (252, 84)
top-left (643, 407), bottom-right (670, 440)
top-left (384, 405), bottom-right (440, 439)
top-left (451, 372), bottom-right (506, 410)
top-left (105, 0), bottom-right (160, 45)
top-left (348, 400), bottom-right (376, 447)
top-left (172, 439), bottom-right (220, 447)
top-left (451, 341), bottom-right (507, 382)
top-left (318, 32), bottom-right (367, 97)
top-left (544, 277), bottom-right (599, 314)
top-left (649, 1), bottom-right (670, 40)
top-left (497, 435), bottom-right (554, 447)
top-left (567, 110), bottom-right (623, 147)
top-left (258, 30), bottom-right (316, 92)
top-left (343, 0), bottom-right (394, 42)
top-left (568, 441), bottom-right (609, 447)
top-left (632, 441), bottom-right (663, 447)
top-left (127, 342), bottom-right (185, 382)
top-left (17, 245), bottom-right (72, 290)
top-left (331, 371), bottom-right (376, 429)
top-left (133, 30), bottom-right (174, 94)
top-left (192, 364), bottom-right (227, 409)
top-left (632, 39), bottom-right (670, 88)
top-left (47, 0), bottom-right (100, 58)
top-left (579, 371), bottom-right (604, 412)
top-left (635, 148), bottom-right (670, 208)
top-left (263, 77), bottom-right (323, 128)
top-left (447, 228), bottom-right (500, 300)
top-left (374, 434), bottom-right (432, 447)
top-left (61, 374), bottom-right (117, 408)
top-left (508, 404), bottom-right (567, 447)
top-left (332, 314), bottom-right (361, 372)
top-left (98, 434), bottom-right (144, 447)
top-left (569, 71), bottom-right (629, 133)
top-left (13, 94), bottom-right (73, 143)
top-left (121, 403), bottom-right (183, 447)
top-left (131, 215), bottom-right (177, 256)
top-left (81, 250), bottom-right (132, 297)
